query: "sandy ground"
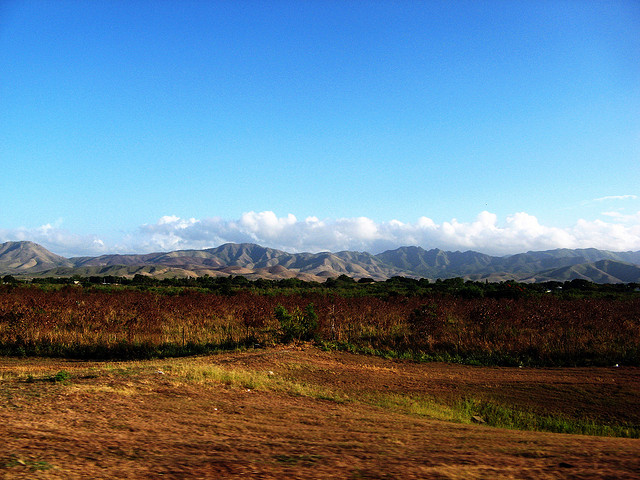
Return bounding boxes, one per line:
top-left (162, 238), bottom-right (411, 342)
top-left (1, 346), bottom-right (639, 479)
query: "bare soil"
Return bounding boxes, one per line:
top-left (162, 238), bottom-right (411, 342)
top-left (1, 346), bottom-right (639, 479)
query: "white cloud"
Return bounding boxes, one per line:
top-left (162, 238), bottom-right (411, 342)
top-left (0, 224), bottom-right (110, 257)
top-left (3, 210), bottom-right (640, 257)
top-left (239, 211), bottom-right (297, 239)
top-left (125, 210), bottom-right (640, 256)
top-left (601, 210), bottom-right (640, 223)
top-left (592, 194), bottom-right (638, 202)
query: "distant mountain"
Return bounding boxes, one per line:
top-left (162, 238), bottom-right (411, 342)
top-left (523, 260), bottom-right (640, 283)
top-left (489, 248), bottom-right (640, 275)
top-left (66, 243), bottom-right (405, 280)
top-left (376, 246), bottom-right (494, 277)
top-left (1, 240), bottom-right (640, 283)
top-left (0, 241), bottom-right (72, 274)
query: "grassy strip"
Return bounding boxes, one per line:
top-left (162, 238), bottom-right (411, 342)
top-left (160, 361), bottom-right (346, 402)
top-left (457, 398), bottom-right (640, 438)
top-left (4, 337), bottom-right (636, 367)
top-left (360, 392), bottom-right (465, 423)
top-left (362, 393), bottom-right (640, 439)
top-left (318, 340), bottom-right (638, 367)
top-left (158, 361), bottom-right (639, 439)
top-left (0, 339), bottom-right (262, 360)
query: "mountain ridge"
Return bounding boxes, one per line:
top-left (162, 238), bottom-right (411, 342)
top-left (1, 240), bottom-right (640, 283)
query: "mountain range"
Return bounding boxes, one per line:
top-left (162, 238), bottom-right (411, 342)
top-left (2, 241), bottom-right (640, 283)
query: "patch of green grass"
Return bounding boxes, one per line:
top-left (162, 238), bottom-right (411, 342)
top-left (51, 370), bottom-right (71, 383)
top-left (362, 393), bottom-right (466, 423)
top-left (166, 361), bottom-right (346, 402)
top-left (458, 398), bottom-right (640, 438)
top-left (19, 370), bottom-right (72, 384)
top-left (3, 455), bottom-right (55, 471)
top-left (357, 392), bottom-right (639, 438)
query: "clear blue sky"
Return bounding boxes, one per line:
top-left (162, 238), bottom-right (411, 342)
top-left (1, 0), bottom-right (639, 256)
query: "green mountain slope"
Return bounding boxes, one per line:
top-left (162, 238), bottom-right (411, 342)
top-left (375, 246), bottom-right (495, 277)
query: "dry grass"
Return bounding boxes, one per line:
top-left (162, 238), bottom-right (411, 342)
top-left (1, 347), bottom-right (639, 479)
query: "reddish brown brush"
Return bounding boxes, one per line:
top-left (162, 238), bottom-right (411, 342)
top-left (0, 285), bottom-right (638, 365)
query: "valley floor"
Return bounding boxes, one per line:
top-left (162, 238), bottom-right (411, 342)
top-left (1, 346), bottom-right (639, 479)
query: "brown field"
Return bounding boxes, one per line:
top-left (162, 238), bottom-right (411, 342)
top-left (2, 286), bottom-right (639, 368)
top-left (1, 345), bottom-right (639, 479)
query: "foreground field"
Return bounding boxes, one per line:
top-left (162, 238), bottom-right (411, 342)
top-left (1, 346), bottom-right (639, 479)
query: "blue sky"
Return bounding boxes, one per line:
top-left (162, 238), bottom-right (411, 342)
top-left (1, 0), bottom-right (639, 256)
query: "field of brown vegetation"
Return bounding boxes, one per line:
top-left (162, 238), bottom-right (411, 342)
top-left (1, 285), bottom-right (638, 367)
top-left (1, 346), bottom-right (639, 479)
top-left (1, 284), bottom-right (639, 478)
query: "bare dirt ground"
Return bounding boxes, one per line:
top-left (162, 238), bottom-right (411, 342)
top-left (1, 346), bottom-right (639, 479)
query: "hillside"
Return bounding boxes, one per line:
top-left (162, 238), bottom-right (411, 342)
top-left (523, 260), bottom-right (640, 283)
top-left (376, 246), bottom-right (495, 277)
top-left (0, 241), bottom-right (72, 274)
top-left (2, 240), bottom-right (640, 283)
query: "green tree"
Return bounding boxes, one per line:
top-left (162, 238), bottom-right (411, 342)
top-left (274, 303), bottom-right (318, 342)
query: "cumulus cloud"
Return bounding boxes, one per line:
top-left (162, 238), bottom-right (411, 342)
top-left (3, 211), bottom-right (640, 257)
top-left (129, 210), bottom-right (640, 256)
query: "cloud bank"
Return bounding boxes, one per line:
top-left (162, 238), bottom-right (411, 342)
top-left (0, 224), bottom-right (109, 258)
top-left (3, 210), bottom-right (640, 258)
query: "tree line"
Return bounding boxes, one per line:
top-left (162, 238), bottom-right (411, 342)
top-left (4, 273), bottom-right (637, 299)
